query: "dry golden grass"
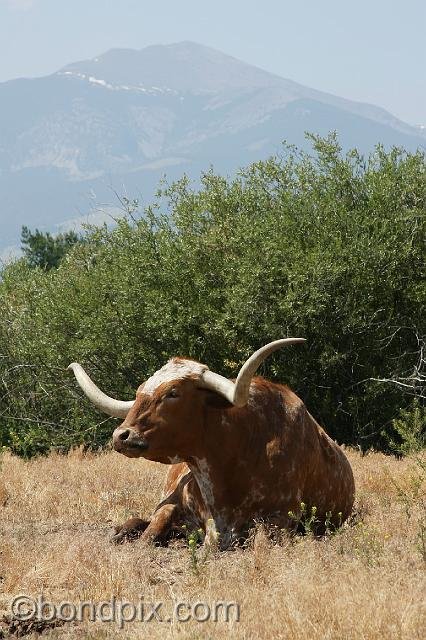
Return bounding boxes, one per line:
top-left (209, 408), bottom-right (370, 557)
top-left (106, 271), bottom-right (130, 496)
top-left (0, 447), bottom-right (425, 639)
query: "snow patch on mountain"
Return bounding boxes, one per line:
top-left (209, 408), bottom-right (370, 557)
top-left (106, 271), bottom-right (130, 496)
top-left (57, 71), bottom-right (178, 96)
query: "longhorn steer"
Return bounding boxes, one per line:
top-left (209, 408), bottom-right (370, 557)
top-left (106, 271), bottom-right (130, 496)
top-left (69, 339), bottom-right (355, 548)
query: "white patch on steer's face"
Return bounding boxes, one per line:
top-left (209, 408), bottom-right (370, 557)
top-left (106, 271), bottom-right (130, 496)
top-left (139, 359), bottom-right (208, 396)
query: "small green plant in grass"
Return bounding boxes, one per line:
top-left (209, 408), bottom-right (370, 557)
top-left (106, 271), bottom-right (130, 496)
top-left (288, 502), bottom-right (318, 536)
top-left (324, 510), bottom-right (343, 536)
top-left (181, 525), bottom-right (205, 574)
top-left (288, 503), bottom-right (345, 538)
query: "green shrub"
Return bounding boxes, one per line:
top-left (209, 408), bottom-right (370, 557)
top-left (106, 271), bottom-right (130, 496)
top-left (0, 135), bottom-right (424, 456)
top-left (385, 401), bottom-right (426, 455)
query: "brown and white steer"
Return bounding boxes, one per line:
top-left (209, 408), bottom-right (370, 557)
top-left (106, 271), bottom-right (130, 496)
top-left (69, 339), bottom-right (355, 548)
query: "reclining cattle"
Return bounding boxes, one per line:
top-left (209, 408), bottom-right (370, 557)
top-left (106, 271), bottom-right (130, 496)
top-left (68, 339), bottom-right (355, 548)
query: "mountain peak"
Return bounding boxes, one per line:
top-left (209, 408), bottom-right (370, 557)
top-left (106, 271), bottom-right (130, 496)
top-left (59, 41), bottom-right (282, 93)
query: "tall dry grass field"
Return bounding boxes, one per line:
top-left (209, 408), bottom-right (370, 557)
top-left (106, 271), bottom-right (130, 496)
top-left (0, 448), bottom-right (424, 639)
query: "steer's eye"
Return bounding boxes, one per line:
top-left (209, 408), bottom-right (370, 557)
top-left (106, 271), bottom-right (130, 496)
top-left (165, 388), bottom-right (179, 399)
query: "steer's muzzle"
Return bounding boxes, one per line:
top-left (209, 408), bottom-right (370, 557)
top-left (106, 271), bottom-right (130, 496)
top-left (112, 427), bottom-right (148, 457)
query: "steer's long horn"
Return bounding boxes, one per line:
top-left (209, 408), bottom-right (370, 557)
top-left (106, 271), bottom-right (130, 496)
top-left (200, 338), bottom-right (306, 407)
top-left (67, 363), bottom-right (135, 418)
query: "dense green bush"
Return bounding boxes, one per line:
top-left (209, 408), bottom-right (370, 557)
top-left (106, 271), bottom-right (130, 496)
top-left (0, 135), bottom-right (424, 456)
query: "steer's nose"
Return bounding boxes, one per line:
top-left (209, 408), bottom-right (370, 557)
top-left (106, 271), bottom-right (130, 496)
top-left (112, 426), bottom-right (148, 454)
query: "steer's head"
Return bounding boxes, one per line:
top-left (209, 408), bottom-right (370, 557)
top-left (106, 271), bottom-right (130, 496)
top-left (68, 338), bottom-right (305, 463)
top-left (113, 359), bottom-right (212, 461)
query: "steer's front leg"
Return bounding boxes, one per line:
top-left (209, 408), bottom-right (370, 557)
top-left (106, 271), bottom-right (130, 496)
top-left (111, 516), bottom-right (150, 543)
top-left (111, 503), bottom-right (179, 545)
top-left (140, 503), bottom-right (179, 544)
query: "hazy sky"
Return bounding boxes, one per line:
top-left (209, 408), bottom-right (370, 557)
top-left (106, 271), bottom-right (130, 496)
top-left (0, 0), bottom-right (424, 125)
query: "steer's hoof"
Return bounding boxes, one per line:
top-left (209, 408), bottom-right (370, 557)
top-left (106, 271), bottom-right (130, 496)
top-left (111, 517), bottom-right (150, 544)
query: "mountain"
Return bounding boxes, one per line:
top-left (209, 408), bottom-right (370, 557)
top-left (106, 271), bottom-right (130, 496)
top-left (0, 41), bottom-right (424, 257)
